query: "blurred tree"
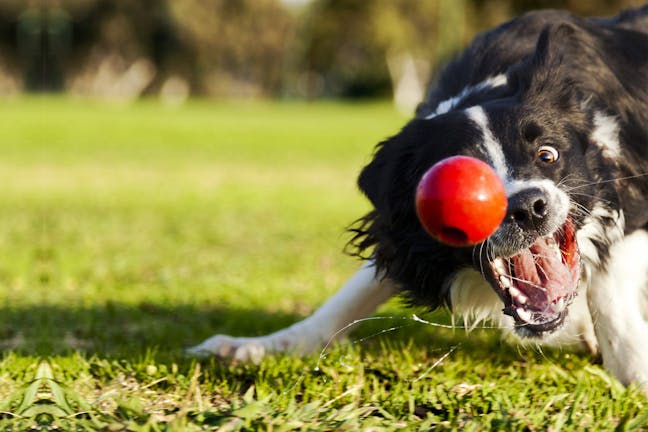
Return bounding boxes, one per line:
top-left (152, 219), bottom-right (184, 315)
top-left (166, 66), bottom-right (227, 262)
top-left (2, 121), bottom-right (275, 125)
top-left (169, 0), bottom-right (295, 97)
top-left (64, 0), bottom-right (201, 101)
top-left (0, 1), bottom-right (27, 93)
top-left (299, 0), bottom-right (391, 98)
top-left (0, 0), bottom-right (643, 99)
top-left (297, 0), bottom-right (465, 111)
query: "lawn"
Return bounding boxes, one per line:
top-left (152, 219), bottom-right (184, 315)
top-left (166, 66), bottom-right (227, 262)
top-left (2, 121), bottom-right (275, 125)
top-left (0, 97), bottom-right (645, 430)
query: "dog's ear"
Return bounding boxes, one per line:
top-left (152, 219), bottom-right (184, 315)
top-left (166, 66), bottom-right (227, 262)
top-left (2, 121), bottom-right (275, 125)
top-left (358, 136), bottom-right (399, 212)
top-left (531, 23), bottom-right (580, 70)
top-left (512, 23), bottom-right (584, 102)
top-left (516, 21), bottom-right (626, 111)
top-left (358, 119), bottom-right (459, 213)
top-left (358, 122), bottom-right (425, 213)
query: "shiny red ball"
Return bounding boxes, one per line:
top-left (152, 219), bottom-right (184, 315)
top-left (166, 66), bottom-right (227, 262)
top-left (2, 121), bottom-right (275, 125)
top-left (415, 156), bottom-right (507, 246)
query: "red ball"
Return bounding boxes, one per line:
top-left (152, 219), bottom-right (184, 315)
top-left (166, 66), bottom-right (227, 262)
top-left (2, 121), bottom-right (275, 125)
top-left (415, 156), bottom-right (507, 246)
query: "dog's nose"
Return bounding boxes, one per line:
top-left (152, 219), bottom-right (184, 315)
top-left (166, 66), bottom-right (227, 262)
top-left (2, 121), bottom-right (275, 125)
top-left (507, 188), bottom-right (548, 231)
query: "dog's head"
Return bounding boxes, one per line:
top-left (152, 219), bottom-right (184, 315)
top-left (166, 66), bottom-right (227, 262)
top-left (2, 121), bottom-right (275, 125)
top-left (352, 23), bottom-right (628, 337)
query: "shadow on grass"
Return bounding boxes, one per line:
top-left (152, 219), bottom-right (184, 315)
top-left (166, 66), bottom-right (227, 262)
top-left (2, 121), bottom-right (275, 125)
top-left (0, 302), bottom-right (583, 367)
top-left (0, 303), bottom-right (302, 358)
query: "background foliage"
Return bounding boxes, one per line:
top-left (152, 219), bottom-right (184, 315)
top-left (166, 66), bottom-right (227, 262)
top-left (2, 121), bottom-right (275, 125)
top-left (0, 0), bottom-right (644, 100)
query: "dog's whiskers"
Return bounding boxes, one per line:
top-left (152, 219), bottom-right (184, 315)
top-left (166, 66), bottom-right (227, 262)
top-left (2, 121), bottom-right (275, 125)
top-left (568, 192), bottom-right (615, 206)
top-left (569, 201), bottom-right (593, 217)
top-left (557, 173), bottom-right (587, 189)
top-left (507, 275), bottom-right (547, 291)
top-left (563, 172), bottom-right (648, 192)
top-left (532, 258), bottom-right (554, 282)
top-left (531, 253), bottom-right (561, 261)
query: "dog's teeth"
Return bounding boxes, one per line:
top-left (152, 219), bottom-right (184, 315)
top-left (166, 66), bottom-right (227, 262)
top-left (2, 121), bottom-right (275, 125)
top-left (508, 286), bottom-right (528, 304)
top-left (499, 275), bottom-right (512, 287)
top-left (554, 298), bottom-right (565, 312)
top-left (494, 258), bottom-right (507, 275)
top-left (517, 307), bottom-right (532, 322)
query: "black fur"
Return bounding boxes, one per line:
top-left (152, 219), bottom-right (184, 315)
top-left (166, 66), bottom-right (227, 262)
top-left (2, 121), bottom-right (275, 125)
top-left (350, 6), bottom-right (648, 311)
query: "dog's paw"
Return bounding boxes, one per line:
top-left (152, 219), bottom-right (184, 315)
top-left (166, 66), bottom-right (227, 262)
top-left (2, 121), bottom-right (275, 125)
top-left (186, 335), bottom-right (269, 363)
top-left (186, 325), bottom-right (330, 363)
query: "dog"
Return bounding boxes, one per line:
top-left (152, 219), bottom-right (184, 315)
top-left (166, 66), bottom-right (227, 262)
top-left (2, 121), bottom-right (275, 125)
top-left (189, 6), bottom-right (648, 393)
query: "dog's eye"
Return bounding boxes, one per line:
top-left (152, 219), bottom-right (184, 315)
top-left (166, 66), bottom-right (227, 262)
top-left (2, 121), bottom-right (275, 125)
top-left (537, 146), bottom-right (559, 163)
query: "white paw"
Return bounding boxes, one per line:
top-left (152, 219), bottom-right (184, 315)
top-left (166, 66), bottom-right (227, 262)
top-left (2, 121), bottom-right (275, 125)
top-left (186, 335), bottom-right (268, 364)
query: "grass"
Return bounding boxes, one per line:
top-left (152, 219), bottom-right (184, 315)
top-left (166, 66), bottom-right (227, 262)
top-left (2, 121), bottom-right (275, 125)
top-left (0, 97), bottom-right (645, 430)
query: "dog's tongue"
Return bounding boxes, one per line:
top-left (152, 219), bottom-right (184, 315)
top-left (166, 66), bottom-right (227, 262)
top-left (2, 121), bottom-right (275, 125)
top-left (510, 237), bottom-right (572, 308)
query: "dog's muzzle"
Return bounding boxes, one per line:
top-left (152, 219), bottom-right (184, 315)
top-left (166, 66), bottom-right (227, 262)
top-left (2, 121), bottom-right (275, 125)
top-left (484, 184), bottom-right (580, 336)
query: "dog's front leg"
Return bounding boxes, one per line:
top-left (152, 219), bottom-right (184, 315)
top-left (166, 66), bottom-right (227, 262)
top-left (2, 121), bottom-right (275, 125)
top-left (187, 260), bottom-right (397, 363)
top-left (587, 230), bottom-right (648, 394)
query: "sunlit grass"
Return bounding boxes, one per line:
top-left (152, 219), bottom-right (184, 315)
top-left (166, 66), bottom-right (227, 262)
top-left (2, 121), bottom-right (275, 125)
top-left (0, 97), bottom-right (645, 430)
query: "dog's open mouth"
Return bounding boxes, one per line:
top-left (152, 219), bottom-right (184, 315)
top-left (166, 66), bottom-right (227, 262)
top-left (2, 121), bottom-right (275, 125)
top-left (488, 220), bottom-right (580, 335)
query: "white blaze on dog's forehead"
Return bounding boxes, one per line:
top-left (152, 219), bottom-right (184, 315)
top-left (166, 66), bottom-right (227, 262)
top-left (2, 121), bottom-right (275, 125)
top-left (503, 179), bottom-right (569, 229)
top-left (505, 178), bottom-right (565, 198)
top-left (464, 105), bottom-right (511, 181)
top-left (424, 74), bottom-right (508, 119)
top-left (591, 112), bottom-right (621, 159)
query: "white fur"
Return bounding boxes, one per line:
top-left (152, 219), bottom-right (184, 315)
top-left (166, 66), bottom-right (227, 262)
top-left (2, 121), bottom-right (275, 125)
top-left (505, 178), bottom-right (571, 220)
top-left (591, 112), bottom-right (621, 159)
top-left (587, 229), bottom-right (648, 391)
top-left (506, 178), bottom-right (566, 200)
top-left (425, 74), bottom-right (508, 120)
top-left (448, 268), bottom-right (510, 330)
top-left (464, 105), bottom-right (511, 181)
top-left (576, 205), bottom-right (625, 271)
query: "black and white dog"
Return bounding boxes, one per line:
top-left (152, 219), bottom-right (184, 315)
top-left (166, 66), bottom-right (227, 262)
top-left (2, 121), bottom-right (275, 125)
top-left (190, 7), bottom-right (648, 393)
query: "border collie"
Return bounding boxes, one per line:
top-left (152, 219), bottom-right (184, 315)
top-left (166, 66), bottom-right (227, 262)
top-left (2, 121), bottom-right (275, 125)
top-left (190, 7), bottom-right (648, 393)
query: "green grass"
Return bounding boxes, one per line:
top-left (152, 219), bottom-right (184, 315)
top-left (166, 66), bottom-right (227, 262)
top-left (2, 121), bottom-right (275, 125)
top-left (0, 97), bottom-right (645, 430)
